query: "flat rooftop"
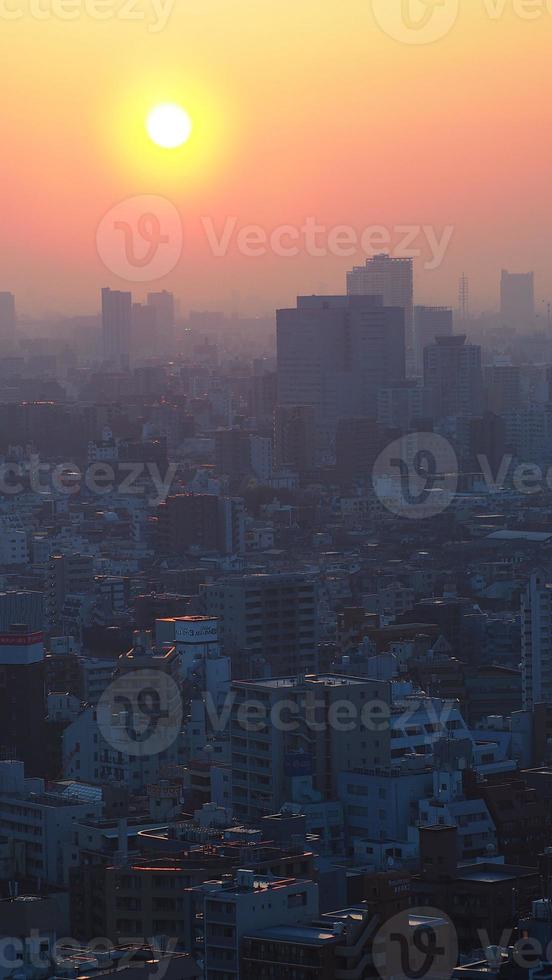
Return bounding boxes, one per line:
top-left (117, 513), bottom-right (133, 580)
top-left (244, 925), bottom-right (339, 945)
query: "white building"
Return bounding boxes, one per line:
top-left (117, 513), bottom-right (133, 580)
top-left (522, 572), bottom-right (552, 709)
top-left (0, 529), bottom-right (28, 565)
top-left (0, 760), bottom-right (102, 885)
top-left (196, 870), bottom-right (319, 979)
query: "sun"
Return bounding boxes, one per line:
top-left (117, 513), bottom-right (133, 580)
top-left (146, 103), bottom-right (193, 149)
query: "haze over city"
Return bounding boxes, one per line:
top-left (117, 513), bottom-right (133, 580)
top-left (2, 0), bottom-right (552, 316)
top-left (5, 3), bottom-right (552, 980)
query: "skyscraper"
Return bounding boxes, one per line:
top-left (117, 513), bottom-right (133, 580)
top-left (147, 290), bottom-right (175, 347)
top-left (500, 270), bottom-right (535, 327)
top-left (101, 287), bottom-right (132, 370)
top-left (347, 254), bottom-right (413, 351)
top-left (414, 306), bottom-right (453, 372)
top-left (424, 334), bottom-right (483, 420)
top-left (0, 292), bottom-right (16, 352)
top-left (277, 294), bottom-right (405, 456)
top-left (521, 572), bottom-right (552, 710)
top-left (274, 404), bottom-right (316, 473)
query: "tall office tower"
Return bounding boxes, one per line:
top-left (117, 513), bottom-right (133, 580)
top-left (274, 404), bottom-right (316, 473)
top-left (277, 295), bottom-right (405, 457)
top-left (377, 381), bottom-right (432, 431)
top-left (335, 417), bottom-right (385, 484)
top-left (347, 254), bottom-right (413, 350)
top-left (0, 292), bottom-right (16, 352)
top-left (485, 365), bottom-right (522, 414)
top-left (501, 270), bottom-right (535, 327)
top-left (200, 572), bottom-right (318, 678)
top-left (249, 366), bottom-right (277, 429)
top-left (132, 301), bottom-right (157, 357)
top-left (414, 306), bottom-right (453, 372)
top-left (0, 626), bottom-right (47, 776)
top-left (215, 427), bottom-right (251, 480)
top-left (521, 572), bottom-right (552, 710)
top-left (469, 412), bottom-right (506, 475)
top-left (147, 290), bottom-right (175, 347)
top-left (101, 287), bottom-right (132, 370)
top-left (423, 334), bottom-right (483, 420)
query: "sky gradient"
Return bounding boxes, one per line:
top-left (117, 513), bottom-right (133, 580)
top-left (2, 0), bottom-right (551, 317)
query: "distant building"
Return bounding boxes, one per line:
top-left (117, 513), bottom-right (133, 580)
top-left (157, 493), bottom-right (245, 555)
top-left (277, 295), bottom-right (405, 456)
top-left (102, 287), bottom-right (132, 371)
top-left (347, 254), bottom-right (413, 351)
top-left (501, 269), bottom-right (535, 327)
top-left (0, 628), bottom-right (48, 776)
top-left (414, 305), bottom-right (453, 372)
top-left (522, 572), bottom-right (552, 710)
top-left (0, 291), bottom-right (16, 351)
top-left (200, 573), bottom-right (318, 680)
top-left (424, 334), bottom-right (483, 419)
top-left (194, 869), bottom-right (319, 979)
top-left (274, 404), bottom-right (316, 473)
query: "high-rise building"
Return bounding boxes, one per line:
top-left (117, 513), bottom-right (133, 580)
top-left (377, 381), bottom-right (432, 431)
top-left (335, 417), bottom-right (386, 483)
top-left (131, 301), bottom-right (157, 356)
top-left (200, 572), bottom-right (318, 678)
top-left (414, 306), bottom-right (453, 372)
top-left (0, 628), bottom-right (47, 776)
top-left (101, 287), bottom-right (132, 370)
top-left (0, 292), bottom-right (16, 352)
top-left (424, 334), bottom-right (483, 419)
top-left (522, 572), bottom-right (552, 710)
top-left (347, 254), bottom-right (413, 349)
top-left (229, 674), bottom-right (391, 820)
top-left (274, 404), bottom-right (316, 473)
top-left (500, 270), bottom-right (535, 327)
top-left (485, 364), bottom-right (522, 414)
top-left (147, 289), bottom-right (175, 347)
top-left (277, 295), bottom-right (405, 456)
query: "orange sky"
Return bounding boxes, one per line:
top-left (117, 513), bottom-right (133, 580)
top-left (1, 0), bottom-right (552, 318)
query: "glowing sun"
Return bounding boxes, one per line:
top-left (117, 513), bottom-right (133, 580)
top-left (146, 103), bottom-right (193, 149)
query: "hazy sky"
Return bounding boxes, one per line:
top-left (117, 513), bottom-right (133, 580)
top-left (2, 0), bottom-right (551, 318)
